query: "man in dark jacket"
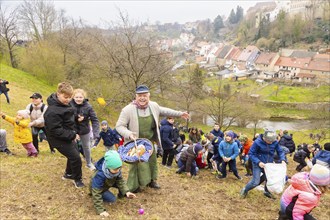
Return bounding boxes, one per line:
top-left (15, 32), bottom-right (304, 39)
top-left (160, 117), bottom-right (175, 168)
top-left (44, 82), bottom-right (84, 188)
top-left (0, 79), bottom-right (10, 104)
top-left (278, 130), bottom-right (296, 153)
top-left (210, 123), bottom-right (224, 139)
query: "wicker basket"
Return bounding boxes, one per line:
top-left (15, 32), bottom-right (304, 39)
top-left (118, 138), bottom-right (153, 164)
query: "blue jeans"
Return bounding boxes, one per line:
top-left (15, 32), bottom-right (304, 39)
top-left (177, 159), bottom-right (197, 176)
top-left (102, 190), bottom-right (116, 203)
top-left (244, 162), bottom-right (269, 193)
top-left (220, 159), bottom-right (240, 178)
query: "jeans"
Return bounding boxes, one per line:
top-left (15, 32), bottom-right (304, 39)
top-left (162, 148), bottom-right (175, 166)
top-left (56, 142), bottom-right (82, 181)
top-left (177, 158), bottom-right (197, 175)
top-left (79, 133), bottom-right (93, 166)
top-left (102, 190), bottom-right (116, 203)
top-left (220, 159), bottom-right (240, 178)
top-left (244, 162), bottom-right (270, 193)
top-left (0, 91), bottom-right (10, 103)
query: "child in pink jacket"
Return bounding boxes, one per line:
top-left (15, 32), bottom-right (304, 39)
top-left (278, 164), bottom-right (329, 220)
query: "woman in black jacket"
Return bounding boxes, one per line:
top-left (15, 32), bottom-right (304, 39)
top-left (0, 79), bottom-right (10, 104)
top-left (71, 89), bottom-right (100, 171)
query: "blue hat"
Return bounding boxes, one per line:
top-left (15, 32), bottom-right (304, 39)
top-left (226, 131), bottom-right (235, 139)
top-left (194, 143), bottom-right (203, 155)
top-left (136, 85), bottom-right (149, 94)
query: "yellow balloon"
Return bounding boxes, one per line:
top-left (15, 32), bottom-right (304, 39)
top-left (97, 97), bottom-right (106, 106)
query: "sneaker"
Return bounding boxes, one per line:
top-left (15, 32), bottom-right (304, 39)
top-left (73, 179), bottom-right (85, 188)
top-left (86, 163), bottom-right (96, 171)
top-left (240, 188), bottom-right (248, 198)
top-left (216, 175), bottom-right (226, 179)
top-left (264, 191), bottom-right (276, 199)
top-left (237, 176), bottom-right (243, 180)
top-left (4, 149), bottom-right (13, 155)
top-left (211, 170), bottom-right (219, 175)
top-left (62, 173), bottom-right (74, 181)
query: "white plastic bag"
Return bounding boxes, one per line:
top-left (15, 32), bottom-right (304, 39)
top-left (264, 163), bottom-right (287, 194)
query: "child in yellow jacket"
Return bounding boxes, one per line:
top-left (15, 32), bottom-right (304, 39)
top-left (0, 110), bottom-right (38, 157)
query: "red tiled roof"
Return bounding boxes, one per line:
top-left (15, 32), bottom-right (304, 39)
top-left (255, 52), bottom-right (277, 65)
top-left (275, 57), bottom-right (312, 68)
top-left (304, 60), bottom-right (330, 72)
top-left (296, 73), bottom-right (316, 78)
top-left (237, 45), bottom-right (259, 61)
top-left (229, 48), bottom-right (242, 61)
top-left (313, 54), bottom-right (330, 61)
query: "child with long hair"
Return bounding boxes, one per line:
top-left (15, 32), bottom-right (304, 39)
top-left (0, 110), bottom-right (38, 157)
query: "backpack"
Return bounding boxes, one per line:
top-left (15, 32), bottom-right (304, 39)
top-left (29, 103), bottom-right (45, 114)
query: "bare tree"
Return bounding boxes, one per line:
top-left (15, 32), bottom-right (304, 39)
top-left (92, 10), bottom-right (173, 101)
top-left (0, 3), bottom-right (19, 67)
top-left (18, 0), bottom-right (57, 41)
top-left (201, 79), bottom-right (244, 131)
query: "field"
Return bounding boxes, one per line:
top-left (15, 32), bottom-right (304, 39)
top-left (0, 63), bottom-right (329, 219)
top-left (1, 146), bottom-right (330, 219)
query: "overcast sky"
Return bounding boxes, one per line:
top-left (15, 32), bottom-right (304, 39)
top-left (3, 1), bottom-right (269, 26)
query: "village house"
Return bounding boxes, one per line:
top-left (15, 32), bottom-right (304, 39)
top-left (274, 56), bottom-right (312, 79)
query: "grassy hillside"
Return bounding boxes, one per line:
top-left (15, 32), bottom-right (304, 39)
top-left (0, 64), bottom-right (329, 219)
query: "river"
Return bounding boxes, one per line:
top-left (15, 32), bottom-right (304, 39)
top-left (205, 116), bottom-right (329, 131)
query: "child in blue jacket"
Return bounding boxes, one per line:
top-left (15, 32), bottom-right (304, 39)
top-left (90, 150), bottom-right (136, 217)
top-left (93, 120), bottom-right (122, 151)
top-left (217, 131), bottom-right (241, 180)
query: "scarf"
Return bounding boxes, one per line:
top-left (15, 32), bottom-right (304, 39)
top-left (132, 100), bottom-right (149, 110)
top-left (102, 160), bottom-right (121, 179)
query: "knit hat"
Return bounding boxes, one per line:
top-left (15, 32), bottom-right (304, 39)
top-left (101, 120), bottom-right (108, 126)
top-left (225, 131), bottom-right (235, 139)
top-left (309, 164), bottom-right (330, 186)
top-left (17, 110), bottom-right (30, 119)
top-left (263, 127), bottom-right (277, 143)
top-left (104, 150), bottom-right (122, 169)
top-left (194, 143), bottom-right (203, 154)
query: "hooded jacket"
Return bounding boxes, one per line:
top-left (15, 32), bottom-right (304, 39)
top-left (242, 138), bottom-right (253, 155)
top-left (248, 134), bottom-right (285, 165)
top-left (2, 116), bottom-right (32, 143)
top-left (210, 128), bottom-right (224, 138)
top-left (312, 150), bottom-right (330, 168)
top-left (179, 145), bottom-right (198, 172)
top-left (90, 157), bottom-right (129, 214)
top-left (44, 93), bottom-right (76, 147)
top-left (279, 134), bottom-right (296, 153)
top-left (70, 99), bottom-right (100, 138)
top-left (219, 140), bottom-right (239, 160)
top-left (160, 118), bottom-right (174, 150)
top-left (280, 172), bottom-right (321, 220)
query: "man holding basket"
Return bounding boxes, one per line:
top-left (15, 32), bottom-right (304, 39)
top-left (116, 85), bottom-right (189, 192)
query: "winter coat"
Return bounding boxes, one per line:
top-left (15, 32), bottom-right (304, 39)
top-left (2, 116), bottom-right (32, 143)
top-left (180, 145), bottom-right (198, 172)
top-left (26, 103), bottom-right (48, 128)
top-left (312, 150), bottom-right (330, 168)
top-left (294, 146), bottom-right (312, 163)
top-left (242, 138), bottom-right (253, 155)
top-left (90, 157), bottom-right (129, 214)
top-left (70, 99), bottom-right (100, 138)
top-left (94, 127), bottom-right (121, 147)
top-left (44, 93), bottom-right (77, 147)
top-left (0, 80), bottom-right (9, 92)
top-left (248, 134), bottom-right (285, 165)
top-left (116, 101), bottom-right (183, 150)
top-left (160, 119), bottom-right (174, 150)
top-left (279, 134), bottom-right (296, 153)
top-left (280, 172), bottom-right (321, 220)
top-left (210, 129), bottom-right (224, 138)
top-left (218, 140), bottom-right (239, 160)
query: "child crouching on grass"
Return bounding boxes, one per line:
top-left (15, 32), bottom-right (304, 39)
top-left (278, 164), bottom-right (329, 220)
top-left (90, 150), bottom-right (136, 217)
top-left (0, 110), bottom-right (38, 157)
